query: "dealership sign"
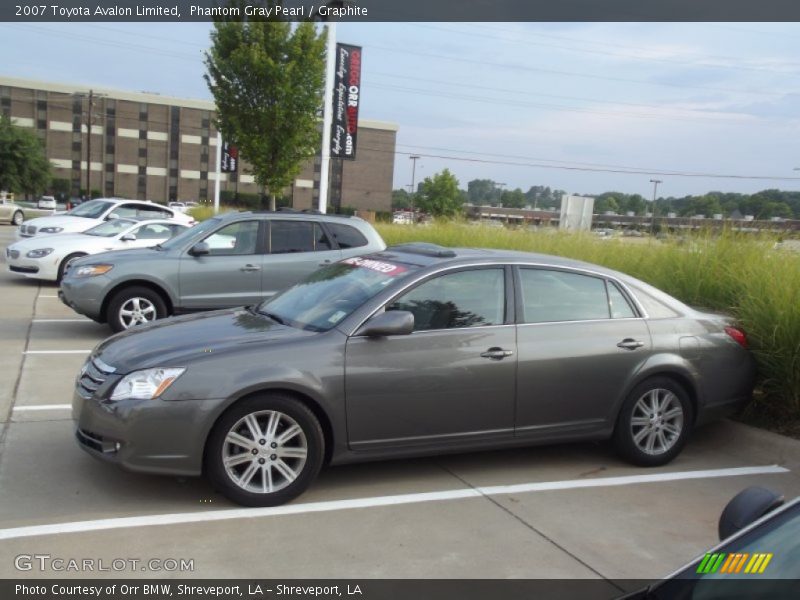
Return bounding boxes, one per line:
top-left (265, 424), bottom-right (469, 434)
top-left (220, 142), bottom-right (239, 173)
top-left (330, 43), bottom-right (362, 160)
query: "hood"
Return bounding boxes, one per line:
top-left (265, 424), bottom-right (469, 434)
top-left (10, 233), bottom-right (107, 252)
top-left (22, 215), bottom-right (98, 233)
top-left (73, 246), bottom-right (162, 266)
top-left (94, 308), bottom-right (316, 372)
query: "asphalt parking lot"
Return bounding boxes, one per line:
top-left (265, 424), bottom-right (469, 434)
top-left (0, 224), bottom-right (799, 583)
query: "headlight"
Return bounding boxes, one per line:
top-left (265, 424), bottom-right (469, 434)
top-left (110, 367), bottom-right (186, 401)
top-left (26, 248), bottom-right (54, 258)
top-left (39, 227), bottom-right (63, 234)
top-left (73, 264), bottom-right (113, 278)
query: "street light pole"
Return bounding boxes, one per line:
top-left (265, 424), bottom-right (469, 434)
top-left (649, 178), bottom-right (662, 235)
top-left (409, 155), bottom-right (420, 211)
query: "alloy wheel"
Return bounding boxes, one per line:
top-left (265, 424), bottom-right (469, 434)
top-left (630, 388), bottom-right (684, 456)
top-left (118, 297), bottom-right (157, 328)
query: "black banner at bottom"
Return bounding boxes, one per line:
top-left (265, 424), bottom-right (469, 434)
top-left (4, 579), bottom-right (800, 600)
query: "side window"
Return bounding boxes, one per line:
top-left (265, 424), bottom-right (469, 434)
top-left (203, 221), bottom-right (259, 256)
top-left (608, 282), bottom-right (637, 319)
top-left (136, 205), bottom-right (171, 219)
top-left (270, 221), bottom-right (324, 254)
top-left (326, 223), bottom-right (368, 249)
top-left (131, 223), bottom-right (173, 240)
top-left (519, 269), bottom-right (610, 323)
top-left (388, 269), bottom-right (505, 331)
top-left (109, 204), bottom-right (138, 218)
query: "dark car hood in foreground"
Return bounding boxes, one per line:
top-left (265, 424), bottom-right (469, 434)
top-left (94, 308), bottom-right (316, 372)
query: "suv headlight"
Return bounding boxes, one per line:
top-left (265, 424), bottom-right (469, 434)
top-left (39, 227), bottom-right (63, 234)
top-left (73, 264), bottom-right (113, 278)
top-left (26, 248), bottom-right (54, 258)
top-left (110, 367), bottom-right (186, 401)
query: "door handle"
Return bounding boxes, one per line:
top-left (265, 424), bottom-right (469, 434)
top-left (480, 347), bottom-right (514, 360)
top-left (240, 264), bottom-right (261, 272)
top-left (318, 259), bottom-right (332, 267)
top-left (617, 338), bottom-right (644, 350)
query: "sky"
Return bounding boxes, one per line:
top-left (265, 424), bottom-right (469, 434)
top-left (1, 21), bottom-right (800, 199)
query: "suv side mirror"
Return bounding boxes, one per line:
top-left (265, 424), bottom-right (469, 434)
top-left (356, 310), bottom-right (414, 337)
top-left (189, 242), bottom-right (210, 257)
top-left (718, 487), bottom-right (784, 541)
top-left (120, 233), bottom-right (136, 242)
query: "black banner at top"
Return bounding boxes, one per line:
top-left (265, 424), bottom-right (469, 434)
top-left (4, 1), bottom-right (800, 21)
top-left (330, 43), bottom-right (362, 161)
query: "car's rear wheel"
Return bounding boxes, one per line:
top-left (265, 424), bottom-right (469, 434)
top-left (107, 286), bottom-right (167, 332)
top-left (12, 211), bottom-right (23, 226)
top-left (205, 394), bottom-right (324, 507)
top-left (57, 252), bottom-right (86, 283)
top-left (613, 376), bottom-right (693, 466)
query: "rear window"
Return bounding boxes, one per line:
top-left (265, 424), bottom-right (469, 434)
top-left (326, 222), bottom-right (369, 249)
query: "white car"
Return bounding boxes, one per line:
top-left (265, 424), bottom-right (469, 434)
top-left (6, 218), bottom-right (190, 282)
top-left (16, 198), bottom-right (194, 240)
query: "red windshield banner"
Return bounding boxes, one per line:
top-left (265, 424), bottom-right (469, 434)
top-left (330, 43), bottom-right (362, 161)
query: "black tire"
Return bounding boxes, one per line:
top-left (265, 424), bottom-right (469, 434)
top-left (106, 285), bottom-right (168, 333)
top-left (205, 394), bottom-right (325, 507)
top-left (613, 376), bottom-right (694, 467)
top-left (12, 210), bottom-right (24, 226)
top-left (57, 252), bottom-right (86, 283)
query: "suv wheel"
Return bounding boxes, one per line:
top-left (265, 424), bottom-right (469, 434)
top-left (613, 377), bottom-right (693, 467)
top-left (206, 394), bottom-right (324, 507)
top-left (107, 286), bottom-right (167, 332)
top-left (12, 211), bottom-right (23, 226)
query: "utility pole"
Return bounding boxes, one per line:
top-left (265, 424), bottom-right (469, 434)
top-left (409, 155), bottom-right (421, 211)
top-left (649, 178), bottom-right (662, 235)
top-left (74, 89), bottom-right (105, 198)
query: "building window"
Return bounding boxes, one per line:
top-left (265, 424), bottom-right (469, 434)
top-left (37, 100), bottom-right (47, 111)
top-left (105, 180), bottom-right (115, 196)
top-left (105, 163), bottom-right (114, 173)
top-left (138, 147), bottom-right (147, 158)
top-left (72, 141), bottom-right (81, 152)
top-left (36, 119), bottom-right (46, 130)
top-left (139, 130), bottom-right (146, 140)
top-left (138, 166), bottom-right (146, 176)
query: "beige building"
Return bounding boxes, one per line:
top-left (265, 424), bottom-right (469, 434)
top-left (0, 76), bottom-right (397, 212)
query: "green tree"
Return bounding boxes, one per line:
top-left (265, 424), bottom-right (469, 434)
top-left (391, 189), bottom-right (412, 210)
top-left (416, 169), bottom-right (463, 218)
top-left (204, 13), bottom-right (326, 210)
top-left (0, 115), bottom-right (51, 196)
top-left (500, 188), bottom-right (526, 208)
top-left (467, 179), bottom-right (500, 205)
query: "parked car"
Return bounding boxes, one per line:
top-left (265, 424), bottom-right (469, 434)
top-left (0, 197), bottom-right (26, 226)
top-left (623, 487), bottom-right (799, 598)
top-left (6, 218), bottom-right (189, 282)
top-left (16, 198), bottom-right (194, 240)
top-left (60, 211), bottom-right (386, 332)
top-left (37, 195), bottom-right (57, 210)
top-left (72, 243), bottom-right (755, 506)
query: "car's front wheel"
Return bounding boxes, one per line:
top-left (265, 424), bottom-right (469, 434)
top-left (205, 394), bottom-right (325, 506)
top-left (106, 286), bottom-right (168, 332)
top-left (613, 377), bottom-right (693, 466)
top-left (12, 210), bottom-right (24, 226)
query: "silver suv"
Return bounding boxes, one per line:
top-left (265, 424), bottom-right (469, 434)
top-left (59, 211), bottom-right (385, 332)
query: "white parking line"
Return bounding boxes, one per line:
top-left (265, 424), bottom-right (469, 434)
top-left (23, 350), bottom-right (91, 354)
top-left (32, 319), bottom-right (90, 323)
top-left (38, 295), bottom-right (59, 298)
top-left (12, 405), bottom-right (72, 412)
top-left (0, 465), bottom-right (788, 541)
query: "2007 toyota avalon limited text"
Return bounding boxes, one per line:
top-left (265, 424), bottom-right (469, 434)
top-left (72, 243), bottom-right (755, 506)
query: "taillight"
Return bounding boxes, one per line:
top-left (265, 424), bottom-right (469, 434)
top-left (724, 326), bottom-right (748, 348)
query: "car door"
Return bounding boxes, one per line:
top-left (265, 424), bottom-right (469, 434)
top-left (178, 219), bottom-right (265, 309)
top-left (344, 266), bottom-right (516, 450)
top-left (262, 220), bottom-right (342, 298)
top-left (514, 267), bottom-right (652, 436)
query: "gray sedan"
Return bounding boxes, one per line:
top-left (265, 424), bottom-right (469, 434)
top-left (72, 244), bottom-right (756, 506)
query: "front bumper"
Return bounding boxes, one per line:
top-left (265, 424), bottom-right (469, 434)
top-left (59, 275), bottom-right (110, 321)
top-left (6, 252), bottom-right (57, 281)
top-left (73, 381), bottom-right (224, 477)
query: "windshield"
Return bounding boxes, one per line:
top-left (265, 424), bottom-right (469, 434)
top-left (258, 257), bottom-right (417, 332)
top-left (66, 200), bottom-right (114, 219)
top-left (157, 217), bottom-right (221, 251)
top-left (83, 219), bottom-right (138, 237)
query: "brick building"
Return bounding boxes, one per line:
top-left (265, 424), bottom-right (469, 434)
top-left (0, 76), bottom-right (397, 212)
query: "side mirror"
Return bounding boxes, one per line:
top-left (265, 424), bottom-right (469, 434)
top-left (189, 241), bottom-right (210, 257)
top-left (718, 487), bottom-right (784, 541)
top-left (120, 233), bottom-right (136, 242)
top-left (106, 213), bottom-right (119, 220)
top-left (356, 310), bottom-right (414, 337)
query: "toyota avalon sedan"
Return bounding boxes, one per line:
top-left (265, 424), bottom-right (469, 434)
top-left (72, 243), bottom-right (756, 506)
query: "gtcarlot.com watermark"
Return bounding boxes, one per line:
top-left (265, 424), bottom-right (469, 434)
top-left (14, 554), bottom-right (194, 573)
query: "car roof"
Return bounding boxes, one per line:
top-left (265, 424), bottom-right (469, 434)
top-left (216, 210), bottom-right (369, 225)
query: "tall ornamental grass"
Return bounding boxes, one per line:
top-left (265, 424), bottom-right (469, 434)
top-left (377, 222), bottom-right (800, 419)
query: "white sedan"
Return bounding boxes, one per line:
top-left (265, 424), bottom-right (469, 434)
top-left (16, 198), bottom-right (194, 240)
top-left (6, 219), bottom-right (189, 282)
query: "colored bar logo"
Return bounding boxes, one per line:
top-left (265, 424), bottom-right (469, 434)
top-left (696, 552), bottom-right (773, 574)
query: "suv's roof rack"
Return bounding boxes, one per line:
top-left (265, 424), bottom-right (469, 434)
top-left (389, 243), bottom-right (457, 258)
